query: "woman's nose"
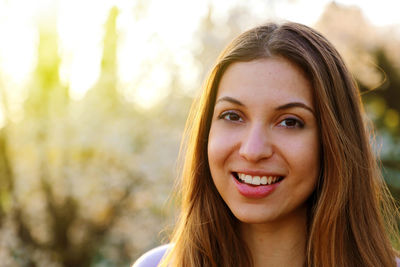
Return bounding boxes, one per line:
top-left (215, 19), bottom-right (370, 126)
top-left (239, 124), bottom-right (274, 162)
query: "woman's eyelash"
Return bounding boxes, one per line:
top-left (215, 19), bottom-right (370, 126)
top-left (218, 111), bottom-right (243, 122)
top-left (278, 117), bottom-right (304, 128)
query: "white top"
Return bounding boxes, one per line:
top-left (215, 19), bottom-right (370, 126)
top-left (132, 244), bottom-right (400, 267)
top-left (132, 244), bottom-right (171, 267)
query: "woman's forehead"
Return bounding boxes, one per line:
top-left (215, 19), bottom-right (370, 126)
top-left (216, 58), bottom-right (314, 108)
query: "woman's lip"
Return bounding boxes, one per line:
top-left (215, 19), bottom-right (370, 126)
top-left (232, 173), bottom-right (281, 199)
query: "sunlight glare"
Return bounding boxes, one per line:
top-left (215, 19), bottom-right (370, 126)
top-left (0, 0), bottom-right (399, 113)
top-left (117, 0), bottom-right (209, 108)
top-left (0, 0), bottom-right (38, 123)
top-left (335, 0), bottom-right (400, 26)
top-left (58, 0), bottom-right (112, 101)
top-left (0, 0), bottom-right (37, 87)
top-left (275, 1), bottom-right (329, 26)
top-left (123, 64), bottom-right (171, 109)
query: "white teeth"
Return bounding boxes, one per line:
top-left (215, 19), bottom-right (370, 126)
top-left (237, 173), bottom-right (280, 186)
top-left (260, 176), bottom-right (267, 185)
top-left (251, 176), bottom-right (260, 185)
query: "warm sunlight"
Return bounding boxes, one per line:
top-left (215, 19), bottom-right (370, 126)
top-left (0, 0), bottom-right (399, 111)
top-left (1, 1), bottom-right (399, 266)
top-left (336, 0), bottom-right (400, 26)
top-left (57, 0), bottom-right (111, 101)
top-left (116, 0), bottom-right (208, 108)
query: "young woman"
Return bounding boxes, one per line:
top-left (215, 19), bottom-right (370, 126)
top-left (134, 22), bottom-right (400, 267)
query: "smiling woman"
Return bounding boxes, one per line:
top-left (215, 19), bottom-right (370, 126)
top-left (208, 58), bottom-right (320, 232)
top-left (133, 22), bottom-right (400, 267)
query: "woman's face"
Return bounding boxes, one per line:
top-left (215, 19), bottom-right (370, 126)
top-left (207, 57), bottom-right (320, 224)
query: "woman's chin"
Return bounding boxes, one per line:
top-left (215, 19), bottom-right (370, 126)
top-left (231, 209), bottom-right (279, 225)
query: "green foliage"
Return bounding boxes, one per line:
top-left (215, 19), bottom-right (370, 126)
top-left (359, 47), bottom-right (400, 195)
top-left (361, 48), bottom-right (400, 135)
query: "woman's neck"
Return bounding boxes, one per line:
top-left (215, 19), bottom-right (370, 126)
top-left (240, 206), bottom-right (308, 267)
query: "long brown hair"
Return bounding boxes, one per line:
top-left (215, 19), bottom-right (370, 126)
top-left (160, 22), bottom-right (399, 267)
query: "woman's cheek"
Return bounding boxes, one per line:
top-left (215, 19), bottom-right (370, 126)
top-left (275, 130), bottom-right (320, 177)
top-left (209, 124), bottom-right (242, 157)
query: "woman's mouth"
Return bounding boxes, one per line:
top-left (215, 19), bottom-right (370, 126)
top-left (232, 172), bottom-right (284, 186)
top-left (231, 172), bottom-right (284, 198)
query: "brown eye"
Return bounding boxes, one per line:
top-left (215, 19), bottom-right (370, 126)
top-left (278, 118), bottom-right (304, 128)
top-left (218, 111), bottom-right (243, 122)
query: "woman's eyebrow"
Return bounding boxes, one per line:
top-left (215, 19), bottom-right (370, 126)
top-left (216, 96), bottom-right (244, 106)
top-left (216, 97), bottom-right (314, 115)
top-left (276, 102), bottom-right (315, 115)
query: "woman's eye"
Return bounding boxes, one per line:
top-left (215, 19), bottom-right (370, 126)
top-left (218, 111), bottom-right (243, 122)
top-left (278, 118), bottom-right (304, 128)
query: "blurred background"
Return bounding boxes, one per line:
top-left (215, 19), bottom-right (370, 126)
top-left (0, 0), bottom-right (399, 266)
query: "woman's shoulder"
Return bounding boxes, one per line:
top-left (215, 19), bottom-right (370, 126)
top-left (132, 244), bottom-right (172, 267)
